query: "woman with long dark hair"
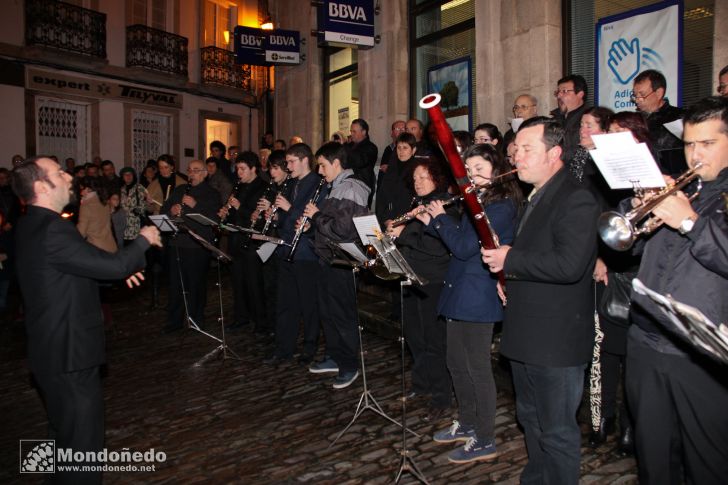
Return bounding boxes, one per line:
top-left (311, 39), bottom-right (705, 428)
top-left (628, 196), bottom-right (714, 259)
top-left (119, 167), bottom-right (147, 244)
top-left (388, 157), bottom-right (459, 422)
top-left (588, 110), bottom-right (653, 453)
top-left (423, 144), bottom-right (519, 463)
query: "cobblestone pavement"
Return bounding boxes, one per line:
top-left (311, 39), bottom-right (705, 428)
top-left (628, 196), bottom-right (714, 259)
top-left (1, 274), bottom-right (637, 484)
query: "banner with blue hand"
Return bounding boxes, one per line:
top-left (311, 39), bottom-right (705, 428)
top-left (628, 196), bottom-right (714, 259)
top-left (596, 0), bottom-right (682, 111)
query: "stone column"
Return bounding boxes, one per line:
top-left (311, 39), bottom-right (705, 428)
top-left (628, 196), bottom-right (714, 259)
top-left (271, 2), bottom-right (323, 147)
top-left (357, 1), bottom-right (409, 153)
top-left (714, 0), bottom-right (728, 84)
top-left (477, 0), bottom-right (562, 130)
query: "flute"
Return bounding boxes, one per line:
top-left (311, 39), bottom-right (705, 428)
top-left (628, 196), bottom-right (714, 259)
top-left (390, 194), bottom-right (466, 227)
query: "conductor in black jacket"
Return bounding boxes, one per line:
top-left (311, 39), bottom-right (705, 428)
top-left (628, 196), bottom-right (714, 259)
top-left (482, 117), bottom-right (599, 485)
top-left (12, 156), bottom-right (161, 484)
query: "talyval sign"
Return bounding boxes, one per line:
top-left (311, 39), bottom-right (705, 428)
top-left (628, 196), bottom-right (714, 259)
top-left (317, 0), bottom-right (375, 49)
top-left (26, 68), bottom-right (182, 108)
top-left (234, 26), bottom-right (301, 65)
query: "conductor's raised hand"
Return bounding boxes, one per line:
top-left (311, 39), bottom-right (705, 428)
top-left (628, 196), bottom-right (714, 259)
top-left (139, 225), bottom-right (163, 247)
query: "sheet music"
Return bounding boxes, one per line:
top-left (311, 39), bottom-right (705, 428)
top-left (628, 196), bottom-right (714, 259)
top-left (256, 242), bottom-right (277, 263)
top-left (148, 215), bottom-right (179, 233)
top-left (185, 213), bottom-right (217, 226)
top-left (663, 119), bottom-right (684, 141)
top-left (338, 242), bottom-right (369, 264)
top-left (353, 214), bottom-right (382, 247)
top-left (589, 132), bottom-right (666, 190)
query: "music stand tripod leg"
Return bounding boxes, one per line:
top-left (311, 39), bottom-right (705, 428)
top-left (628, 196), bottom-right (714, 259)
top-left (329, 268), bottom-right (419, 449)
top-left (393, 277), bottom-right (429, 484)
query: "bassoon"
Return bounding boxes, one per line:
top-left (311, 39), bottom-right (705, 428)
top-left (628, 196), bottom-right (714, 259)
top-left (419, 93), bottom-right (506, 287)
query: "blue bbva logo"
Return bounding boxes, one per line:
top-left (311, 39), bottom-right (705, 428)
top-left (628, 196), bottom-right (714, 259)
top-left (607, 37), bottom-right (664, 85)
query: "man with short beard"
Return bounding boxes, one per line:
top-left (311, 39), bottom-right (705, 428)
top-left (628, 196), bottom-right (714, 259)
top-left (12, 156), bottom-right (160, 484)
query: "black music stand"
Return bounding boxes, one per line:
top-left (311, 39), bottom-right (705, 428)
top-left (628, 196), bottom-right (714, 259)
top-left (632, 278), bottom-right (728, 364)
top-left (326, 242), bottom-right (419, 449)
top-left (152, 214), bottom-right (240, 364)
top-left (364, 235), bottom-right (430, 485)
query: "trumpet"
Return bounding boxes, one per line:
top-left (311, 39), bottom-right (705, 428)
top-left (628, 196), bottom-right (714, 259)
top-left (598, 164), bottom-right (703, 251)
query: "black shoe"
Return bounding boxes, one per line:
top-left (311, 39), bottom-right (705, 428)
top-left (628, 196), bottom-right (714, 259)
top-left (225, 321), bottom-right (249, 331)
top-left (263, 354), bottom-right (289, 366)
top-left (297, 353), bottom-right (314, 365)
top-left (588, 416), bottom-right (616, 447)
top-left (424, 406), bottom-right (450, 423)
top-left (618, 424), bottom-right (634, 456)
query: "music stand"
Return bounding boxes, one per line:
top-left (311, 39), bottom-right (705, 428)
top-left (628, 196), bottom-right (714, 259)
top-left (632, 278), bottom-right (728, 364)
top-left (327, 242), bottom-right (419, 449)
top-left (151, 214), bottom-right (240, 364)
top-left (362, 234), bottom-right (430, 484)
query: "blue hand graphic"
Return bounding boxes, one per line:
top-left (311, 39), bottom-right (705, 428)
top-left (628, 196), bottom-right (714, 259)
top-left (607, 38), bottom-right (641, 85)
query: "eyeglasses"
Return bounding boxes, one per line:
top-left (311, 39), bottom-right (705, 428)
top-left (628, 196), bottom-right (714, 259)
top-left (512, 104), bottom-right (535, 112)
top-left (554, 88), bottom-right (575, 97)
top-left (187, 168), bottom-right (206, 174)
top-left (630, 90), bottom-right (655, 103)
top-left (474, 136), bottom-right (493, 144)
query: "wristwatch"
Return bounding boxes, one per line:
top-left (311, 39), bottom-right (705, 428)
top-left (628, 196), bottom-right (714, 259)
top-left (678, 216), bottom-right (696, 235)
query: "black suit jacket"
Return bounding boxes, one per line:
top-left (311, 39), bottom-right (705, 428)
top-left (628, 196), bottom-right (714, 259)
top-left (501, 168), bottom-right (599, 367)
top-left (16, 206), bottom-right (149, 375)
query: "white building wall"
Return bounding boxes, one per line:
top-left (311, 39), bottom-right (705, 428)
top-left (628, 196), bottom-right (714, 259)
top-left (0, 85), bottom-right (27, 164)
top-left (98, 100), bottom-right (125, 163)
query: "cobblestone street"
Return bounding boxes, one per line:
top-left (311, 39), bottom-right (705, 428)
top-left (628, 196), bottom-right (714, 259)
top-left (1, 273), bottom-right (638, 484)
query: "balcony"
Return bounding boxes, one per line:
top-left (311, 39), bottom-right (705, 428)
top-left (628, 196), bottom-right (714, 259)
top-left (126, 25), bottom-right (188, 78)
top-left (25, 0), bottom-right (106, 59)
top-left (200, 46), bottom-right (271, 100)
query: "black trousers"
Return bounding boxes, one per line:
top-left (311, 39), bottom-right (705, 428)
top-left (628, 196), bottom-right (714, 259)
top-left (447, 320), bottom-right (496, 441)
top-left (261, 255), bottom-right (280, 333)
top-left (273, 259), bottom-right (320, 358)
top-left (167, 246), bottom-right (210, 328)
top-left (626, 331), bottom-right (728, 485)
top-left (318, 264), bottom-right (359, 373)
top-left (230, 249), bottom-right (265, 327)
top-left (402, 282), bottom-right (451, 408)
top-left (35, 367), bottom-right (103, 485)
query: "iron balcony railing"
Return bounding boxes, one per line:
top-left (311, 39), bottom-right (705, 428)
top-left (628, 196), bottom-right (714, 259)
top-left (25, 0), bottom-right (106, 59)
top-left (126, 24), bottom-right (188, 77)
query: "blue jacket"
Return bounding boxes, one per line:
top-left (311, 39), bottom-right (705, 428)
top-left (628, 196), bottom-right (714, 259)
top-left (429, 198), bottom-right (517, 323)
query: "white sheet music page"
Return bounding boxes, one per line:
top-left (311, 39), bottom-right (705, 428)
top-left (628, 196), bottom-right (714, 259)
top-left (589, 132), bottom-right (666, 190)
top-left (352, 214), bottom-right (382, 246)
top-left (338, 243), bottom-right (369, 264)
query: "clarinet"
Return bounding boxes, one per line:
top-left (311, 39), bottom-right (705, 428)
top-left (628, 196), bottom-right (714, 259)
top-left (179, 183), bottom-right (192, 218)
top-left (261, 175), bottom-right (291, 235)
top-left (220, 179), bottom-right (244, 225)
top-left (251, 178), bottom-right (277, 231)
top-left (285, 178), bottom-right (326, 262)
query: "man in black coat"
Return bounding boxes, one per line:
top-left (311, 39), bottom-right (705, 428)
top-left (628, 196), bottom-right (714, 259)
top-left (346, 118), bottom-right (378, 207)
top-left (632, 69), bottom-right (686, 176)
top-left (161, 159), bottom-right (220, 332)
top-left (482, 117), bottom-right (599, 485)
top-left (626, 96), bottom-right (728, 484)
top-left (12, 156), bottom-right (160, 484)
